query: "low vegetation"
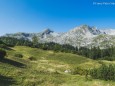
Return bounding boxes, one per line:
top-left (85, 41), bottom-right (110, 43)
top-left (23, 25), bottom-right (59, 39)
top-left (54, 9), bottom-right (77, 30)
top-left (0, 48), bottom-right (6, 58)
top-left (14, 53), bottom-right (23, 58)
top-left (90, 64), bottom-right (115, 81)
top-left (28, 56), bottom-right (37, 61)
top-left (0, 46), bottom-right (114, 85)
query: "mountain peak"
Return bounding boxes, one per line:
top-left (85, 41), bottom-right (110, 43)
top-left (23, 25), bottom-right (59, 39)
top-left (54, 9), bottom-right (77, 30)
top-left (80, 24), bottom-right (90, 28)
top-left (41, 28), bottom-right (54, 38)
top-left (68, 25), bottom-right (102, 37)
top-left (79, 25), bottom-right (102, 35)
top-left (42, 28), bottom-right (53, 34)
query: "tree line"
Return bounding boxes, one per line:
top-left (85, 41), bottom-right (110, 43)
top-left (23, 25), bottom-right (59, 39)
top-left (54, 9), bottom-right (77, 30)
top-left (0, 36), bottom-right (115, 61)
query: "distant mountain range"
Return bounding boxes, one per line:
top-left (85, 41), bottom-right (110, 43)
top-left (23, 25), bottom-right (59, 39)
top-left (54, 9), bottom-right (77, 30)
top-left (2, 25), bottom-right (115, 48)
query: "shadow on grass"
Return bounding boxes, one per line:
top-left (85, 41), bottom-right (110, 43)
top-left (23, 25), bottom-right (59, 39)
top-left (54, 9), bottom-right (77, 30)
top-left (5, 47), bottom-right (14, 51)
top-left (0, 58), bottom-right (26, 68)
top-left (0, 75), bottom-right (16, 86)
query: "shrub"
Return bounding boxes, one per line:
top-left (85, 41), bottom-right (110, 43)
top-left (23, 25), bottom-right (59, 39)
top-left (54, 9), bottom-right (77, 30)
top-left (28, 56), bottom-right (36, 61)
top-left (71, 67), bottom-right (87, 75)
top-left (0, 44), bottom-right (7, 48)
top-left (101, 56), bottom-right (115, 61)
top-left (90, 64), bottom-right (115, 81)
top-left (14, 53), bottom-right (23, 58)
top-left (0, 48), bottom-right (6, 58)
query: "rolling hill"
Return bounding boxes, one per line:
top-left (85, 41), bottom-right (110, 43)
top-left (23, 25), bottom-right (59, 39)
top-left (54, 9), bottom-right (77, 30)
top-left (0, 46), bottom-right (115, 86)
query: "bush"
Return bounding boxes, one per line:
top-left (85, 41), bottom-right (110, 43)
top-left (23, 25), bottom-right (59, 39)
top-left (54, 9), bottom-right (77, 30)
top-left (0, 44), bottom-right (7, 49)
top-left (28, 56), bottom-right (36, 61)
top-left (0, 48), bottom-right (6, 58)
top-left (101, 56), bottom-right (115, 61)
top-left (71, 67), bottom-right (87, 75)
top-left (90, 64), bottom-right (115, 81)
top-left (14, 53), bottom-right (23, 58)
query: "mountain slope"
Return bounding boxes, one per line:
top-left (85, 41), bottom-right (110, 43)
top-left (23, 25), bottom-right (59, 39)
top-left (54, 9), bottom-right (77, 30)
top-left (3, 25), bottom-right (115, 48)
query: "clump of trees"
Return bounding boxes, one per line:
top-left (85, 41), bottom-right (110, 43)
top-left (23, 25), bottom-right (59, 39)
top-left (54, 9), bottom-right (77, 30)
top-left (78, 47), bottom-right (115, 61)
top-left (32, 35), bottom-right (39, 47)
top-left (90, 64), bottom-right (115, 81)
top-left (38, 42), bottom-right (76, 53)
top-left (0, 37), bottom-right (33, 47)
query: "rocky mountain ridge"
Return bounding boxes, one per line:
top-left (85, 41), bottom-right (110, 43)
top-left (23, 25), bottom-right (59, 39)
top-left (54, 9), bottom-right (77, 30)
top-left (3, 25), bottom-right (115, 48)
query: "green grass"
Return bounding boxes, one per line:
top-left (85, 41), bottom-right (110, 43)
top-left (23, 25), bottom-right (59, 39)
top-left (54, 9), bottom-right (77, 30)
top-left (0, 46), bottom-right (115, 86)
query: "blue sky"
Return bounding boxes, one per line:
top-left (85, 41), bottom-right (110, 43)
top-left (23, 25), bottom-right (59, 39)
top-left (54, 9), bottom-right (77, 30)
top-left (0, 0), bottom-right (115, 35)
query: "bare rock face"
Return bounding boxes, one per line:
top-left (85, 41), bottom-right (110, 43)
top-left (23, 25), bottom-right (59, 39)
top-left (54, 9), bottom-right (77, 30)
top-left (3, 25), bottom-right (115, 48)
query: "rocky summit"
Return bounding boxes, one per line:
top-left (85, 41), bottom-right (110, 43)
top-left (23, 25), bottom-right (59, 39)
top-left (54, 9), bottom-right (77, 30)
top-left (3, 25), bottom-right (115, 48)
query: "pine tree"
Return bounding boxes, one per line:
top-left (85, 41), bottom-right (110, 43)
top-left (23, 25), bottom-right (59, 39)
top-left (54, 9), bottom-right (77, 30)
top-left (32, 35), bottom-right (39, 47)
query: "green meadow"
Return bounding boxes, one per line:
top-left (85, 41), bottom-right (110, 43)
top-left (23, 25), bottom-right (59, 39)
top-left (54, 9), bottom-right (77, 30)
top-left (0, 46), bottom-right (115, 86)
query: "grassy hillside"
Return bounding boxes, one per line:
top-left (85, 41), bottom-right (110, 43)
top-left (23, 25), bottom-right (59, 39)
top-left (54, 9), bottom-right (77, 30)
top-left (0, 46), bottom-right (115, 86)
